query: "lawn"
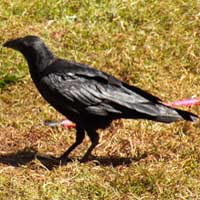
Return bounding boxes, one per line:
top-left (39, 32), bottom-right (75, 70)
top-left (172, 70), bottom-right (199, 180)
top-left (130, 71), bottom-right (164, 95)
top-left (1, 0), bottom-right (200, 199)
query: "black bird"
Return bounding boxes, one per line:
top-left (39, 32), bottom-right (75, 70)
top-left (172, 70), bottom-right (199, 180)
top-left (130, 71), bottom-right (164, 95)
top-left (3, 35), bottom-right (198, 161)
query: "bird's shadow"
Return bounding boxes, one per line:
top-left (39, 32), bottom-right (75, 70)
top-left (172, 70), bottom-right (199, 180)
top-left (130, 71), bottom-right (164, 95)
top-left (0, 148), bottom-right (147, 170)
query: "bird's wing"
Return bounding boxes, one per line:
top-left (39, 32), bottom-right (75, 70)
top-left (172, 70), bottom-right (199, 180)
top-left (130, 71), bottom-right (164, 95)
top-left (40, 72), bottom-right (122, 116)
top-left (41, 59), bottom-right (161, 101)
top-left (40, 60), bottom-right (162, 117)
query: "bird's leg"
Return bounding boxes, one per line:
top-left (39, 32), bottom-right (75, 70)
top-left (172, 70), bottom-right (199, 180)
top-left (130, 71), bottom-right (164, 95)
top-left (59, 127), bottom-right (85, 161)
top-left (81, 130), bottom-right (99, 162)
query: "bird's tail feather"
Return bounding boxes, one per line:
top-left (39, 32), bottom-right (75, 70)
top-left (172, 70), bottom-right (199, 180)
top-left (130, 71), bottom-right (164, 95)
top-left (122, 102), bottom-right (198, 123)
top-left (154, 104), bottom-right (198, 123)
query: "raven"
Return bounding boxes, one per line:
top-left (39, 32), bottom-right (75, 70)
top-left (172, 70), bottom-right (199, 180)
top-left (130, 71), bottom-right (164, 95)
top-left (3, 35), bottom-right (198, 161)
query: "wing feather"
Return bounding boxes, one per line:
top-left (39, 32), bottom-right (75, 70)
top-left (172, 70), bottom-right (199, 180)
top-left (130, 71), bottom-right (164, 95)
top-left (40, 64), bottom-right (161, 117)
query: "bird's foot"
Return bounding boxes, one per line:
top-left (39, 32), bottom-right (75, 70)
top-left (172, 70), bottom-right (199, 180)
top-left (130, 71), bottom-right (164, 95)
top-left (57, 154), bottom-right (72, 163)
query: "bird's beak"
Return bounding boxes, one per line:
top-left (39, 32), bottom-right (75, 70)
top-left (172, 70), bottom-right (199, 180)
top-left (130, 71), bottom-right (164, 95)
top-left (3, 38), bottom-right (23, 49)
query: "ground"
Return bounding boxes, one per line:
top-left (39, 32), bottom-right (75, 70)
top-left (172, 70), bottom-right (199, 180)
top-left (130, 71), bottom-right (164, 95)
top-left (1, 0), bottom-right (200, 199)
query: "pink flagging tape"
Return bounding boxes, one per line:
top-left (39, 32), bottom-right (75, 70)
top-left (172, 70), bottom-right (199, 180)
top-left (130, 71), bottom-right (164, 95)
top-left (61, 119), bottom-right (76, 129)
top-left (165, 97), bottom-right (200, 107)
top-left (44, 119), bottom-right (75, 129)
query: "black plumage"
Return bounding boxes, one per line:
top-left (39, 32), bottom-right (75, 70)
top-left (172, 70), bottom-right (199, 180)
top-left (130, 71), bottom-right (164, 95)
top-left (3, 35), bottom-right (198, 161)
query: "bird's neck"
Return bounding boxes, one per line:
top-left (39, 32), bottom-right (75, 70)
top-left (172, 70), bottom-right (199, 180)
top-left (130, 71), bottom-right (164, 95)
top-left (22, 46), bottom-right (55, 78)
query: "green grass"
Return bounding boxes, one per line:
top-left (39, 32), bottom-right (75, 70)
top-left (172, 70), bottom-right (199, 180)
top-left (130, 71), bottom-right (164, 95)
top-left (1, 0), bottom-right (200, 199)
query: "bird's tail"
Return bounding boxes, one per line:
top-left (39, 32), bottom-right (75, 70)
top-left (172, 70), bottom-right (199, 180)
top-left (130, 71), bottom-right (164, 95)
top-left (154, 103), bottom-right (198, 123)
top-left (123, 102), bottom-right (198, 123)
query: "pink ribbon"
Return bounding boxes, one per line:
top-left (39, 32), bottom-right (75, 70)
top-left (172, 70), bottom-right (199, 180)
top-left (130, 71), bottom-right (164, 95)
top-left (165, 97), bottom-right (200, 107)
top-left (44, 119), bottom-right (75, 129)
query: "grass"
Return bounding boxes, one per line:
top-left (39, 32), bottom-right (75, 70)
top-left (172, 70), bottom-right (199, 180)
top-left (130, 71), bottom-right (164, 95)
top-left (1, 0), bottom-right (200, 199)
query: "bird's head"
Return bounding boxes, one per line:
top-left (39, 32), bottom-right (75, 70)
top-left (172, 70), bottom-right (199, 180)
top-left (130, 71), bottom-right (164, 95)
top-left (3, 35), bottom-right (43, 52)
top-left (3, 35), bottom-right (54, 73)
